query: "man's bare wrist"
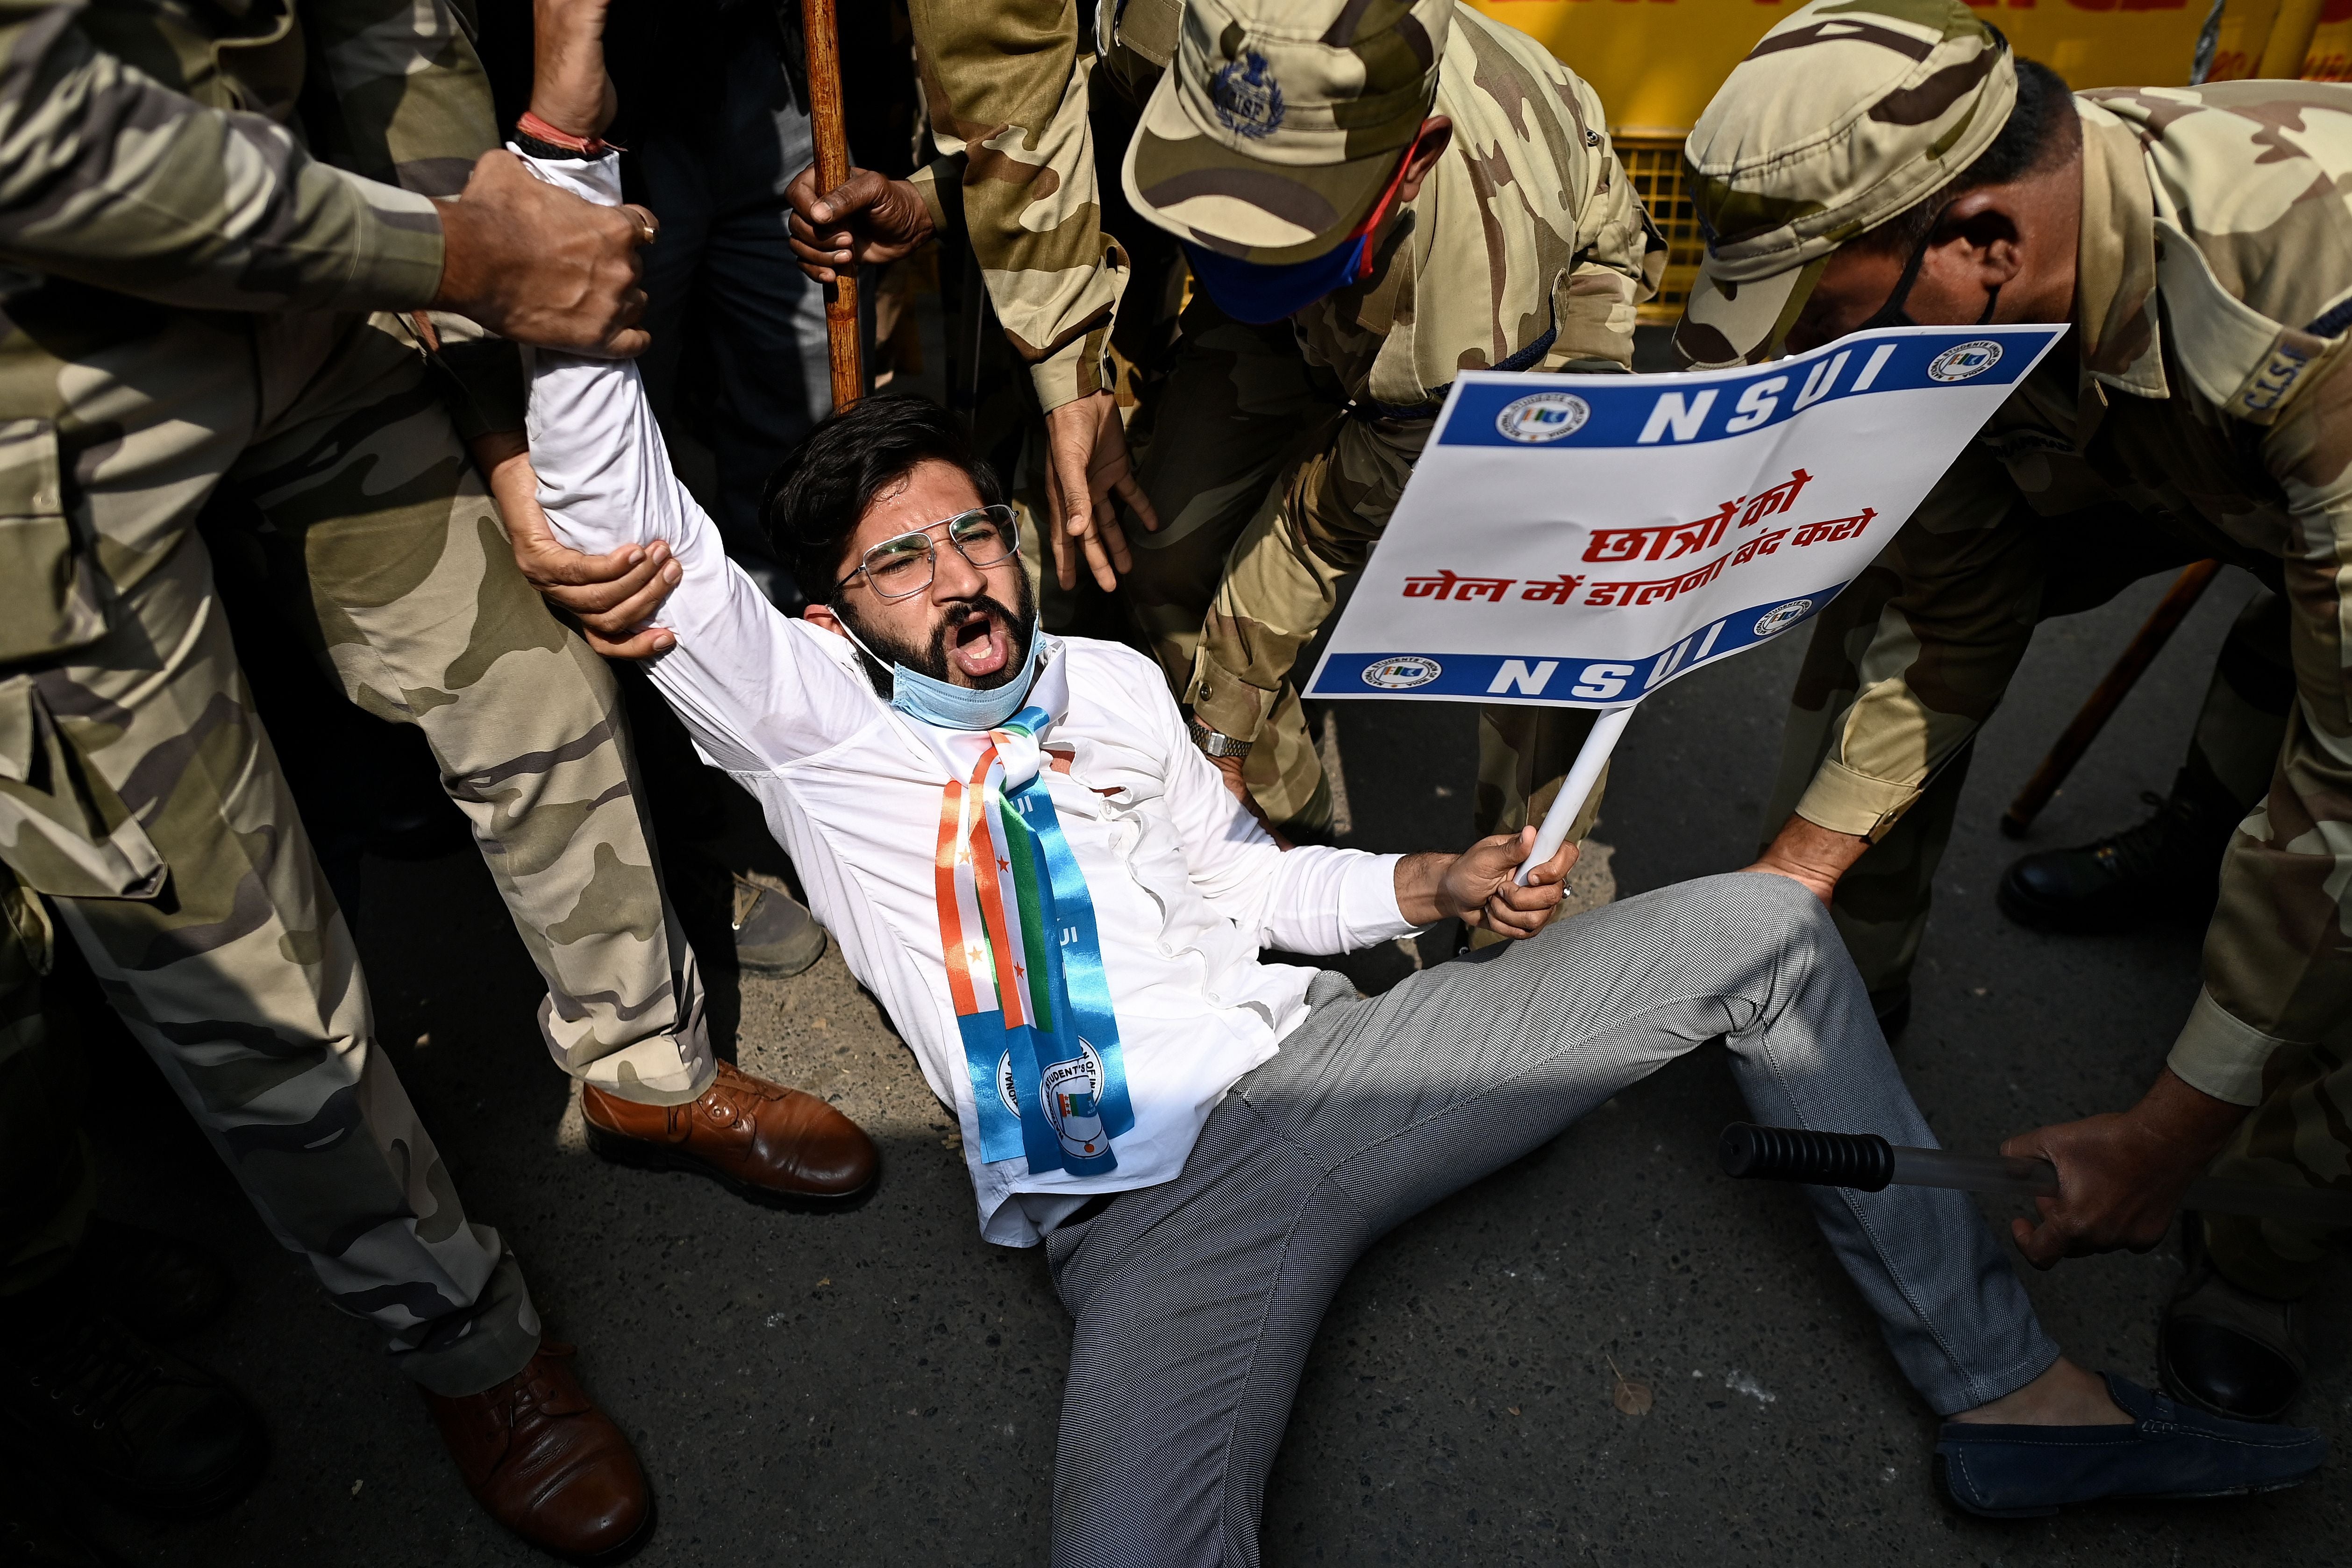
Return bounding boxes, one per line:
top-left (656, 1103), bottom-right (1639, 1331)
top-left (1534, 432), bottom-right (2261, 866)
top-left (431, 198), bottom-right (481, 313)
top-left (1393, 851), bottom-right (1453, 927)
top-left (2134, 1068), bottom-right (2247, 1156)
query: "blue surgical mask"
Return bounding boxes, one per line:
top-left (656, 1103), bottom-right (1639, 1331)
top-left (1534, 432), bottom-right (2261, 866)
top-left (1182, 235), bottom-right (1370, 326)
top-left (838, 615), bottom-right (1044, 731)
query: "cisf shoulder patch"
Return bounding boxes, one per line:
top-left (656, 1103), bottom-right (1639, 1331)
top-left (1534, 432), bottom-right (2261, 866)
top-left (2226, 327), bottom-right (2348, 425)
top-left (2154, 218), bottom-right (2351, 426)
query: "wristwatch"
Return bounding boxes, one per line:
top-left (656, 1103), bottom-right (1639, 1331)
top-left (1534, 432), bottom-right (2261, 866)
top-left (1187, 717), bottom-right (1254, 760)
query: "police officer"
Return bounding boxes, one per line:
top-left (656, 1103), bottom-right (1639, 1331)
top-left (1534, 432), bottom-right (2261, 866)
top-left (784, 0), bottom-right (1657, 858)
top-left (1677, 0), bottom-right (2352, 1423)
top-left (0, 0), bottom-right (860, 1553)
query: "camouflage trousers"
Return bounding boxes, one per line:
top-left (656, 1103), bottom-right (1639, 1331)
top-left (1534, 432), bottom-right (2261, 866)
top-left (0, 305), bottom-right (709, 1105)
top-left (0, 307), bottom-right (706, 1389)
top-left (1124, 298), bottom-right (1593, 844)
top-left (1767, 541), bottom-right (2345, 1293)
top-left (0, 543), bottom-right (535, 1394)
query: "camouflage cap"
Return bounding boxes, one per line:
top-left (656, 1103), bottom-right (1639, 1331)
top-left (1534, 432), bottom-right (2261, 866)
top-left (1121, 0), bottom-right (1453, 264)
top-left (1674, 0), bottom-right (2017, 368)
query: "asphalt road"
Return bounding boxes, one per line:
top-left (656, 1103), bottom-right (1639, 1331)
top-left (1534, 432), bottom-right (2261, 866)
top-left (69, 421), bottom-right (2345, 1564)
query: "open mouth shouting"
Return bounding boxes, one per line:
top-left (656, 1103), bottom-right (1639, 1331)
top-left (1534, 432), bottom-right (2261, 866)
top-left (944, 601), bottom-right (1014, 684)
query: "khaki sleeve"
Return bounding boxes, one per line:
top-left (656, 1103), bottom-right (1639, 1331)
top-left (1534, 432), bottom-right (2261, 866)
top-left (300, 0), bottom-right (523, 433)
top-left (299, 0), bottom-right (497, 199)
top-left (1549, 79), bottom-right (1655, 374)
top-left (0, 0), bottom-right (443, 311)
top-left (1792, 446), bottom-right (2041, 840)
top-left (2173, 359), bottom-right (2352, 1102)
top-left (910, 0), bottom-right (1125, 413)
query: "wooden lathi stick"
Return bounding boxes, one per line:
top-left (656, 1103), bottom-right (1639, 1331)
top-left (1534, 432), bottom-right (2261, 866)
top-left (800, 0), bottom-right (862, 411)
top-left (2000, 559), bottom-right (2222, 839)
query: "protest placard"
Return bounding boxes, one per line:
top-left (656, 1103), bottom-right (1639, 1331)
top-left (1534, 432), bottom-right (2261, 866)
top-left (1304, 325), bottom-right (2067, 711)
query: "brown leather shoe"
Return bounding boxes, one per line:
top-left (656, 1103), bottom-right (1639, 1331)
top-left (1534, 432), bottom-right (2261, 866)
top-left (580, 1059), bottom-right (879, 1210)
top-left (423, 1343), bottom-right (649, 1564)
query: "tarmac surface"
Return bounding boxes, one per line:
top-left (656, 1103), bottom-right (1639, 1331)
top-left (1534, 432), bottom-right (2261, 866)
top-left (70, 371), bottom-right (2347, 1566)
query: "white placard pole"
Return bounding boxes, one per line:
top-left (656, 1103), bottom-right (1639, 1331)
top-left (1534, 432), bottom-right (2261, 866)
top-left (1515, 703), bottom-right (1632, 885)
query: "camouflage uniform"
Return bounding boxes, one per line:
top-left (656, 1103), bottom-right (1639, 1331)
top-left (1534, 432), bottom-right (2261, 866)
top-left (1127, 2), bottom-right (1654, 834)
top-left (1677, 3), bottom-right (2352, 1298)
top-left (907, 0), bottom-right (1128, 417)
top-left (0, 0), bottom-right (706, 1392)
top-left (909, 0), bottom-right (1654, 836)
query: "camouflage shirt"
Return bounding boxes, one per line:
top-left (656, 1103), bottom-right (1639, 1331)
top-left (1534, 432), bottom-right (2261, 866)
top-left (0, 0), bottom-right (494, 318)
top-left (1294, 4), bottom-right (1653, 412)
top-left (909, 0), bottom-right (1129, 413)
top-left (910, 4), bottom-right (1652, 413)
top-left (1795, 84), bottom-right (2352, 1096)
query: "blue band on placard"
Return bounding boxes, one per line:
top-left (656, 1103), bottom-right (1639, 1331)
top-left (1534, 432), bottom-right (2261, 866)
top-left (1435, 327), bottom-right (2064, 450)
top-left (1306, 585), bottom-right (1848, 702)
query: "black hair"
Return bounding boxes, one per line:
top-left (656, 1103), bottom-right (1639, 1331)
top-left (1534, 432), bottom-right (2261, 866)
top-left (759, 393), bottom-right (1004, 599)
top-left (1850, 56), bottom-right (2080, 256)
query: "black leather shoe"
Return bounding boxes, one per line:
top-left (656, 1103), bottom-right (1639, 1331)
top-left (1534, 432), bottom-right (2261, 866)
top-left (1935, 1372), bottom-right (2325, 1518)
top-left (2159, 1213), bottom-right (2307, 1423)
top-left (1997, 769), bottom-right (2240, 934)
top-left (63, 1219), bottom-right (234, 1343)
top-left (0, 1297), bottom-right (266, 1518)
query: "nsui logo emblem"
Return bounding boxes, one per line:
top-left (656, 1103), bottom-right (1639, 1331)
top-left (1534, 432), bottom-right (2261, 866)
top-left (1495, 392), bottom-right (1590, 443)
top-left (1927, 340), bottom-right (2002, 382)
top-left (1362, 656), bottom-right (1443, 690)
top-left (1754, 599), bottom-right (1814, 637)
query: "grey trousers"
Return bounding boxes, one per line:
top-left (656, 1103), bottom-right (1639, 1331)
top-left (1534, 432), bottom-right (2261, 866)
top-left (1042, 872), bottom-right (2058, 1568)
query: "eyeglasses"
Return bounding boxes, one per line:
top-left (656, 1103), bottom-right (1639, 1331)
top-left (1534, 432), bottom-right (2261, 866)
top-left (833, 505), bottom-right (1022, 601)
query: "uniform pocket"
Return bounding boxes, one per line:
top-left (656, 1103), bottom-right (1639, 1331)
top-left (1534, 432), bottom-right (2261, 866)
top-left (0, 419), bottom-right (106, 662)
top-left (0, 675), bottom-right (165, 900)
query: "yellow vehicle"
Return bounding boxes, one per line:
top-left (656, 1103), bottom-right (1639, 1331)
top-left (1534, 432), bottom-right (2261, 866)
top-left (1478, 0), bottom-right (2349, 320)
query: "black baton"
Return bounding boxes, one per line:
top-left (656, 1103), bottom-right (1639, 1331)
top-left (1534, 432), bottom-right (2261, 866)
top-left (1719, 1123), bottom-right (2352, 1230)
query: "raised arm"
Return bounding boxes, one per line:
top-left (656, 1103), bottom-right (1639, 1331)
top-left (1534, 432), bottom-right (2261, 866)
top-left (513, 0), bottom-right (863, 769)
top-left (512, 152), bottom-right (838, 772)
top-left (0, 0), bottom-right (651, 349)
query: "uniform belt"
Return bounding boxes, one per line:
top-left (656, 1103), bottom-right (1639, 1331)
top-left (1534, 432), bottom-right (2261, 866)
top-left (1347, 314), bottom-right (1561, 425)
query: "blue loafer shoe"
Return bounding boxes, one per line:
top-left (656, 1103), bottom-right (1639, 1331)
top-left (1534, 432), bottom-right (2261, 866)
top-left (1934, 1372), bottom-right (2327, 1518)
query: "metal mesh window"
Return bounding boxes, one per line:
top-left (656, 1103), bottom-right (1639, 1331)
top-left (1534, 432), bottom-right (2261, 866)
top-left (1617, 135), bottom-right (1703, 326)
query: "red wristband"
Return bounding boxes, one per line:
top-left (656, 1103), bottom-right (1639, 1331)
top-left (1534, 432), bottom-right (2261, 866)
top-left (516, 110), bottom-right (609, 157)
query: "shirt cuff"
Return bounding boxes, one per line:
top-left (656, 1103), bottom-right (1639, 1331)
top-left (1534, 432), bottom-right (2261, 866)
top-left (1187, 658), bottom-right (1276, 745)
top-left (2166, 987), bottom-right (2285, 1107)
top-left (336, 175), bottom-right (447, 310)
top-left (1341, 851), bottom-right (1422, 944)
top-left (1029, 329), bottom-right (1111, 414)
top-left (909, 164), bottom-right (950, 243)
top-left (1793, 757), bottom-right (1923, 842)
top-left (511, 145), bottom-right (622, 207)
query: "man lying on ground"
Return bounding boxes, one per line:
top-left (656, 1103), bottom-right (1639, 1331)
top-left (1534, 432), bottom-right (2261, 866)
top-left (486, 9), bottom-right (2327, 1553)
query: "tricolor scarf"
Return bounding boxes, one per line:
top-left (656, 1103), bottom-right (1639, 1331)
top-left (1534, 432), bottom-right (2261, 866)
top-left (911, 646), bottom-right (1132, 1176)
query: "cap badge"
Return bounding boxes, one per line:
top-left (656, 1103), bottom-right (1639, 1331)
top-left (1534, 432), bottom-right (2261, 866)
top-left (1212, 50), bottom-right (1285, 139)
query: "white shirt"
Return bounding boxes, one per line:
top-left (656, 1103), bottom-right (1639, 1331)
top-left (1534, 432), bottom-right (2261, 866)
top-left (522, 154), bottom-right (1419, 1246)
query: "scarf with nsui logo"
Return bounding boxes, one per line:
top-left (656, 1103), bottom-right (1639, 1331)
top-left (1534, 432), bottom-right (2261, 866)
top-left (925, 673), bottom-right (1132, 1177)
